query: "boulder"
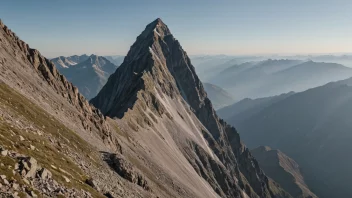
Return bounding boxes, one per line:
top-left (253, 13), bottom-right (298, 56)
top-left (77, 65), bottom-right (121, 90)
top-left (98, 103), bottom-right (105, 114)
top-left (20, 157), bottom-right (38, 178)
top-left (0, 149), bottom-right (8, 156)
top-left (38, 168), bottom-right (52, 180)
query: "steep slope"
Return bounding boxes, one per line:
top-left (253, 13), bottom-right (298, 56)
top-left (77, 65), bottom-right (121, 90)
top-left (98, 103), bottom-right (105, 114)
top-left (92, 18), bottom-right (290, 198)
top-left (232, 77), bottom-right (352, 198)
top-left (0, 19), bottom-right (161, 197)
top-left (251, 146), bottom-right (317, 198)
top-left (210, 59), bottom-right (352, 101)
top-left (217, 92), bottom-right (294, 122)
top-left (203, 83), bottom-right (235, 110)
top-left (59, 54), bottom-right (118, 99)
top-left (51, 54), bottom-right (89, 69)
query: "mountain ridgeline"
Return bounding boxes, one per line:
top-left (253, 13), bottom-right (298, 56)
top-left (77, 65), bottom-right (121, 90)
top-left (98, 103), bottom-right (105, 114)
top-left (221, 78), bottom-right (352, 198)
top-left (203, 83), bottom-right (235, 110)
top-left (91, 18), bottom-right (290, 198)
top-left (51, 54), bottom-right (118, 99)
top-left (209, 59), bottom-right (352, 101)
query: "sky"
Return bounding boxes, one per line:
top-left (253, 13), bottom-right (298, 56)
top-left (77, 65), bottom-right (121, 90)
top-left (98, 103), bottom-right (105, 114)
top-left (1, 0), bottom-right (352, 58)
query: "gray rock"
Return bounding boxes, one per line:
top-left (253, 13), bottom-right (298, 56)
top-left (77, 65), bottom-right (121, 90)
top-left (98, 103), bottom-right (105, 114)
top-left (0, 149), bottom-right (8, 156)
top-left (85, 178), bottom-right (100, 191)
top-left (11, 183), bottom-right (18, 190)
top-left (38, 168), bottom-right (52, 180)
top-left (22, 157), bottom-right (38, 178)
top-left (62, 175), bottom-right (70, 183)
top-left (19, 136), bottom-right (25, 141)
top-left (3, 178), bottom-right (9, 185)
top-left (29, 191), bottom-right (37, 197)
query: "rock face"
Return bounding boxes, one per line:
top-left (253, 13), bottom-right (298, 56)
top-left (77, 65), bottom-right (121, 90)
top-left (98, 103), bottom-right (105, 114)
top-left (58, 54), bottom-right (118, 99)
top-left (251, 146), bottom-right (317, 198)
top-left (92, 18), bottom-right (289, 198)
top-left (203, 83), bottom-right (234, 110)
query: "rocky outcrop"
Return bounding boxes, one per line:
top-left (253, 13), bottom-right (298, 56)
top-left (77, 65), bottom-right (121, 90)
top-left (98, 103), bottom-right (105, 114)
top-left (0, 149), bottom-right (92, 198)
top-left (92, 18), bottom-right (289, 198)
top-left (108, 153), bottom-right (150, 191)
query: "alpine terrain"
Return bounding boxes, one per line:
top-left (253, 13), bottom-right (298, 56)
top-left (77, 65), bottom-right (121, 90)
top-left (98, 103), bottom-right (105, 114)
top-left (0, 18), bottom-right (293, 197)
top-left (91, 18), bottom-right (292, 198)
top-left (226, 78), bottom-right (352, 198)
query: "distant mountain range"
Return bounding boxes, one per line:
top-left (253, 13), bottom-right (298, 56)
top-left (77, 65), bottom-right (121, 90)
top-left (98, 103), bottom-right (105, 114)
top-left (220, 77), bottom-right (352, 197)
top-left (210, 59), bottom-right (352, 101)
top-left (251, 146), bottom-right (317, 198)
top-left (203, 83), bottom-right (234, 110)
top-left (190, 55), bottom-right (264, 82)
top-left (217, 92), bottom-right (295, 123)
top-left (51, 54), bottom-right (118, 99)
top-left (51, 54), bottom-right (89, 69)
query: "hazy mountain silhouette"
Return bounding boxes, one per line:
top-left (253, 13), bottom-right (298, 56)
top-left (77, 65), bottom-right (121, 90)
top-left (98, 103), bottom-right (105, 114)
top-left (252, 146), bottom-right (317, 198)
top-left (210, 59), bottom-right (352, 101)
top-left (104, 55), bottom-right (125, 66)
top-left (223, 77), bottom-right (352, 197)
top-left (218, 92), bottom-right (294, 123)
top-left (203, 83), bottom-right (235, 109)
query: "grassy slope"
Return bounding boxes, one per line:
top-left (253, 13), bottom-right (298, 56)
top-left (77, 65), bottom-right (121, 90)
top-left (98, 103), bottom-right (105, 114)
top-left (0, 83), bottom-right (104, 198)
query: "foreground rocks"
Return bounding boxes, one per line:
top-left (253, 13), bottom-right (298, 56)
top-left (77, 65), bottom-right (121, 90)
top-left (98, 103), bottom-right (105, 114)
top-left (109, 153), bottom-right (150, 191)
top-left (0, 148), bottom-right (93, 198)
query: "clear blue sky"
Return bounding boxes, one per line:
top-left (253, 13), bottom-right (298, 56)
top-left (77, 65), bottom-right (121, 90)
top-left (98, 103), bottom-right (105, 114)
top-left (1, 0), bottom-right (352, 57)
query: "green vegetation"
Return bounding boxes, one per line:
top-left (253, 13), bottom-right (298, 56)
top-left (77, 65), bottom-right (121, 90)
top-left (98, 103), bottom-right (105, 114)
top-left (0, 83), bottom-right (104, 197)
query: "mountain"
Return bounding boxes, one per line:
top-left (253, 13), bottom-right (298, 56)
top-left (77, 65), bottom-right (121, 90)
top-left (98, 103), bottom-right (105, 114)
top-left (203, 83), bottom-right (234, 110)
top-left (0, 18), bottom-right (293, 198)
top-left (309, 54), bottom-right (352, 67)
top-left (51, 54), bottom-right (119, 99)
top-left (0, 19), bottom-right (144, 197)
top-left (251, 146), bottom-right (317, 198)
top-left (91, 18), bottom-right (291, 198)
top-left (228, 77), bottom-right (352, 198)
top-left (218, 92), bottom-right (295, 123)
top-left (51, 54), bottom-right (89, 69)
top-left (210, 59), bottom-right (352, 101)
top-left (104, 55), bottom-right (125, 66)
top-left (59, 54), bottom-right (118, 99)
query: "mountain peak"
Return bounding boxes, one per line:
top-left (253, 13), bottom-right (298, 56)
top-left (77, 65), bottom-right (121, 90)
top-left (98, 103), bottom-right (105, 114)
top-left (142, 18), bottom-right (171, 39)
top-left (92, 19), bottom-right (287, 198)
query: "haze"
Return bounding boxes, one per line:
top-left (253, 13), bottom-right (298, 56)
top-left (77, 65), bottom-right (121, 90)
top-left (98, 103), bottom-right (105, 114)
top-left (2, 0), bottom-right (352, 57)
